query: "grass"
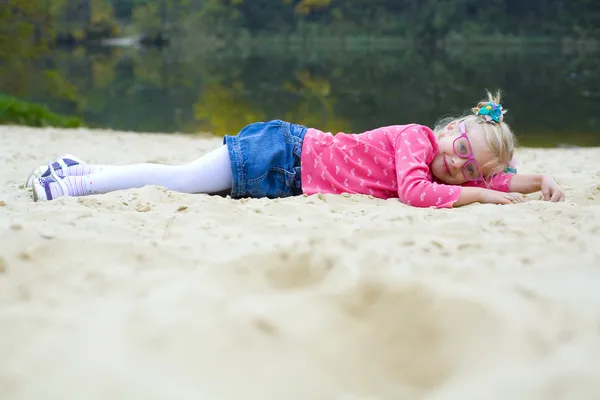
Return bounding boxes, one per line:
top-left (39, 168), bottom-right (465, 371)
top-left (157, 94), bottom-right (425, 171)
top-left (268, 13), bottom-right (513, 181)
top-left (0, 94), bottom-right (83, 128)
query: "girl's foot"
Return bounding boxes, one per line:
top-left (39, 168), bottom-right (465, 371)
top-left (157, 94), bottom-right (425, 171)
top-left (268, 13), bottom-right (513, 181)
top-left (25, 154), bottom-right (86, 188)
top-left (31, 163), bottom-right (91, 202)
top-left (32, 176), bottom-right (69, 202)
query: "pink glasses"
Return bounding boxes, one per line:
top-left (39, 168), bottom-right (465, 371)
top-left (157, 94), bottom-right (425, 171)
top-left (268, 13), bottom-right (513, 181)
top-left (453, 121), bottom-right (483, 182)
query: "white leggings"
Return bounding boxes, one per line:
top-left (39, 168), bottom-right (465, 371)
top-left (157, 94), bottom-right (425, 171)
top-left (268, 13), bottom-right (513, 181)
top-left (87, 145), bottom-right (233, 195)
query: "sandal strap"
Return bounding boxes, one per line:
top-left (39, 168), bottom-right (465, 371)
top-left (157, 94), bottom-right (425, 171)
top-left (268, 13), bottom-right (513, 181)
top-left (48, 162), bottom-right (70, 197)
top-left (58, 158), bottom-right (68, 171)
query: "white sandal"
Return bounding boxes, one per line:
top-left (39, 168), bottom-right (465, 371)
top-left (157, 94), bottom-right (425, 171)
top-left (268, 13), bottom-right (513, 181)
top-left (26, 154), bottom-right (86, 188)
top-left (32, 162), bottom-right (72, 202)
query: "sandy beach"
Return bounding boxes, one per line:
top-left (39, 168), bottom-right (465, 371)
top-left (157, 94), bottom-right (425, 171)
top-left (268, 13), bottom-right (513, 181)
top-left (1, 125), bottom-right (600, 400)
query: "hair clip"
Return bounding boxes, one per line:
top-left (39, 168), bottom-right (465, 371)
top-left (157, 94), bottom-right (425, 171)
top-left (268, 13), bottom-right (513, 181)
top-left (505, 157), bottom-right (518, 174)
top-left (473, 102), bottom-right (506, 123)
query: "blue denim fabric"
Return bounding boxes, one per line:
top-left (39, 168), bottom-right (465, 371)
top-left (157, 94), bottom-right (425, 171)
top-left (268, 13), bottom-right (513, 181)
top-left (223, 120), bottom-right (307, 198)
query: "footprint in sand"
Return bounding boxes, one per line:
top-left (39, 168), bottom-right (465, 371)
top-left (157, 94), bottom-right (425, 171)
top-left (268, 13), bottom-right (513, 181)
top-left (135, 202), bottom-right (153, 212)
top-left (335, 280), bottom-right (507, 390)
top-left (258, 249), bottom-right (334, 290)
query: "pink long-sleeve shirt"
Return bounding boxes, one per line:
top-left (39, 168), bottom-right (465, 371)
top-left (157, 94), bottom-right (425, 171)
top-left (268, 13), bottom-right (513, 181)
top-left (300, 124), bottom-right (514, 208)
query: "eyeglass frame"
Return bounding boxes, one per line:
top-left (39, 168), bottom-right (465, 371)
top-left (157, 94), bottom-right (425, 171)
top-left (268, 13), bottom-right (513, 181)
top-left (453, 121), bottom-right (484, 182)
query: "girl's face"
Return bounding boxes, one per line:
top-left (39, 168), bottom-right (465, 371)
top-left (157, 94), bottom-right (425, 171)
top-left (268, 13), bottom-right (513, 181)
top-left (431, 121), bottom-right (499, 185)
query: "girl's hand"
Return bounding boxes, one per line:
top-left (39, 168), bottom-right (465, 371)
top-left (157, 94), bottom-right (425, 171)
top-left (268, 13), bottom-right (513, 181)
top-left (481, 190), bottom-right (525, 205)
top-left (541, 175), bottom-right (565, 202)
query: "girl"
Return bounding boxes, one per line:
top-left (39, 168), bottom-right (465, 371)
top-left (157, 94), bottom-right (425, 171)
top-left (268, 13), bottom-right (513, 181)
top-left (27, 91), bottom-right (565, 208)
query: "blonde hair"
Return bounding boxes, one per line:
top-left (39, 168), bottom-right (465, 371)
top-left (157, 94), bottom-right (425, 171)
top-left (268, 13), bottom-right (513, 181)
top-left (434, 90), bottom-right (518, 176)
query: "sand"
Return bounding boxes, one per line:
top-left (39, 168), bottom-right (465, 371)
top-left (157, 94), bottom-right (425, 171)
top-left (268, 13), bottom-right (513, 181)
top-left (1, 125), bottom-right (600, 400)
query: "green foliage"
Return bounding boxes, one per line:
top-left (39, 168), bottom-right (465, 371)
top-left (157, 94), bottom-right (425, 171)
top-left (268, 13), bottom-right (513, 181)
top-left (0, 94), bottom-right (83, 128)
top-left (77, 0), bottom-right (598, 40)
top-left (1, 0), bottom-right (598, 148)
top-left (3, 0), bottom-right (600, 47)
top-left (6, 43), bottom-right (595, 147)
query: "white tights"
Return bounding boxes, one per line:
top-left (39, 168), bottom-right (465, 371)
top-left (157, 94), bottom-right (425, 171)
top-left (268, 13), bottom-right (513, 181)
top-left (73, 145), bottom-right (233, 196)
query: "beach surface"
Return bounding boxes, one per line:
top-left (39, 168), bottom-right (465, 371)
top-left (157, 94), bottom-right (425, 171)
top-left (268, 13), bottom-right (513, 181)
top-left (1, 125), bottom-right (600, 400)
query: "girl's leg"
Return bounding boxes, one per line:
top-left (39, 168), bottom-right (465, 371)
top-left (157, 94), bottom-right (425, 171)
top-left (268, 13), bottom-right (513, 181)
top-left (34, 145), bottom-right (233, 200)
top-left (87, 145), bottom-right (233, 194)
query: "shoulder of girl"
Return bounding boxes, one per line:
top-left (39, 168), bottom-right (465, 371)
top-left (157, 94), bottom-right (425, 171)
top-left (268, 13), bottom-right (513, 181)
top-left (396, 124), bottom-right (433, 136)
top-left (414, 124), bottom-right (436, 137)
top-left (393, 124), bottom-right (435, 143)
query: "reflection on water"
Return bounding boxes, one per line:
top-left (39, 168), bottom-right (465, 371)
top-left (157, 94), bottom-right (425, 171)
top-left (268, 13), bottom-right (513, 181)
top-left (2, 43), bottom-right (599, 147)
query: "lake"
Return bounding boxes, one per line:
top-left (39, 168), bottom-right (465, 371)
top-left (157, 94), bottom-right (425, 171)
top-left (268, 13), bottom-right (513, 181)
top-left (3, 40), bottom-right (599, 147)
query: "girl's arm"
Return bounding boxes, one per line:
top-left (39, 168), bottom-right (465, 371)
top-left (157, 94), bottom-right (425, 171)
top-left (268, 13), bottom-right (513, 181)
top-left (453, 186), bottom-right (525, 207)
top-left (465, 172), bottom-right (565, 202)
top-left (510, 174), bottom-right (565, 201)
top-left (454, 187), bottom-right (484, 206)
top-left (508, 174), bottom-right (543, 194)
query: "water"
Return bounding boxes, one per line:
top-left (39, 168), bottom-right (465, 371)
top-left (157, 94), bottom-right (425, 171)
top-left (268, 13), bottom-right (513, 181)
top-left (2, 42), bottom-right (599, 147)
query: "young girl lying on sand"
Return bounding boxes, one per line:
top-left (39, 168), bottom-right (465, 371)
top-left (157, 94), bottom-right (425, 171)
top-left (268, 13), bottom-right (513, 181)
top-left (27, 90), bottom-right (564, 208)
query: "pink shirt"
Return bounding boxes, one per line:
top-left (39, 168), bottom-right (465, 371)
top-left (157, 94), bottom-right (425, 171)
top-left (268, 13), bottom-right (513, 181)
top-left (300, 124), bottom-right (514, 208)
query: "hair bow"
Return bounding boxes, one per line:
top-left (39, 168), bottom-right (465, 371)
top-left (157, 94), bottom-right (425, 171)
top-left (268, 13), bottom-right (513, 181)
top-left (473, 102), bottom-right (505, 123)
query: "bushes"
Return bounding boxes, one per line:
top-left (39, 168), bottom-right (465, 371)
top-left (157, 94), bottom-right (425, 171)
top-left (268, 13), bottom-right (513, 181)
top-left (0, 94), bottom-right (83, 128)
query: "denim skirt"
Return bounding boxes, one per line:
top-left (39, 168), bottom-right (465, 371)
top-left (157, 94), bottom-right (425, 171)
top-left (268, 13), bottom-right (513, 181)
top-left (223, 119), bottom-right (307, 198)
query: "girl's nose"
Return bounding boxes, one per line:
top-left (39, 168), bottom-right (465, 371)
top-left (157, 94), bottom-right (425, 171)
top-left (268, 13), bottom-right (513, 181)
top-left (450, 156), bottom-right (466, 170)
